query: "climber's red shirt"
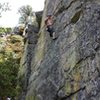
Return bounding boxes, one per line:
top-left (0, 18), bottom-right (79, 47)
top-left (45, 17), bottom-right (53, 26)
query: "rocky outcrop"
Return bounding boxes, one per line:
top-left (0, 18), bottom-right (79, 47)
top-left (18, 14), bottom-right (39, 100)
top-left (19, 0), bottom-right (100, 100)
top-left (35, 11), bottom-right (43, 28)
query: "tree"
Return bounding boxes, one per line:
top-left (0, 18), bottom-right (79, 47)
top-left (0, 34), bottom-right (24, 99)
top-left (0, 53), bottom-right (20, 98)
top-left (0, 2), bottom-right (10, 17)
top-left (18, 5), bottom-right (34, 24)
top-left (18, 5), bottom-right (32, 17)
top-left (0, 27), bottom-right (12, 35)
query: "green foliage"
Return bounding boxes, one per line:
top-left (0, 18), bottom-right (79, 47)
top-left (0, 27), bottom-right (12, 35)
top-left (0, 53), bottom-right (20, 98)
top-left (10, 35), bottom-right (23, 43)
top-left (0, 34), bottom-right (24, 98)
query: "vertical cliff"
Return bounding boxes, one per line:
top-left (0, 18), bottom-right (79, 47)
top-left (19, 0), bottom-right (100, 100)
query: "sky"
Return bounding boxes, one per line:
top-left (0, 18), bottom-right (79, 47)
top-left (0, 0), bottom-right (45, 27)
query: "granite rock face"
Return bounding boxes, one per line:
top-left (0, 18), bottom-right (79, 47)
top-left (19, 0), bottom-right (100, 100)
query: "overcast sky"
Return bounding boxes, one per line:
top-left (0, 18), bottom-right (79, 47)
top-left (0, 0), bottom-right (45, 27)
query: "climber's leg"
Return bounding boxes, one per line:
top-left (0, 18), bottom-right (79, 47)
top-left (47, 26), bottom-right (57, 39)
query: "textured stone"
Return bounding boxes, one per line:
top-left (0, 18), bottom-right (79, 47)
top-left (19, 0), bottom-right (100, 100)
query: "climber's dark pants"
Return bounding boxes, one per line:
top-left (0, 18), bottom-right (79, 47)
top-left (46, 25), bottom-right (54, 37)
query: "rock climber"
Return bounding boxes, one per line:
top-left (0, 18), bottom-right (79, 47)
top-left (45, 15), bottom-right (56, 40)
